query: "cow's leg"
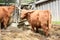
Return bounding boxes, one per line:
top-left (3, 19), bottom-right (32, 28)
top-left (3, 17), bottom-right (9, 29)
top-left (4, 21), bottom-right (7, 29)
top-left (44, 27), bottom-right (49, 36)
top-left (1, 22), bottom-right (4, 29)
top-left (31, 25), bottom-right (34, 32)
top-left (41, 24), bottom-right (49, 36)
top-left (43, 20), bottom-right (51, 36)
top-left (36, 26), bottom-right (39, 33)
top-left (46, 20), bottom-right (50, 36)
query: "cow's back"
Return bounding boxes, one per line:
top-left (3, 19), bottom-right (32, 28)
top-left (38, 10), bottom-right (50, 24)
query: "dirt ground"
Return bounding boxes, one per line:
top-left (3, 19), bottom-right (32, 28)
top-left (0, 24), bottom-right (60, 40)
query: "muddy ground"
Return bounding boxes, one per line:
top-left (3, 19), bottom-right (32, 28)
top-left (0, 24), bottom-right (60, 40)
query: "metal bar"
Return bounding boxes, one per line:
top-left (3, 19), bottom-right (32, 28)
top-left (18, 0), bottom-right (21, 22)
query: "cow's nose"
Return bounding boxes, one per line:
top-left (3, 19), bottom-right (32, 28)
top-left (20, 17), bottom-right (23, 20)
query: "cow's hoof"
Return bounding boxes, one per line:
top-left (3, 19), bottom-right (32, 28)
top-left (36, 31), bottom-right (39, 33)
top-left (4, 27), bottom-right (7, 30)
top-left (45, 34), bottom-right (50, 37)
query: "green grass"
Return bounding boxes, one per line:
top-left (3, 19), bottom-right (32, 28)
top-left (0, 0), bottom-right (15, 3)
top-left (52, 21), bottom-right (60, 24)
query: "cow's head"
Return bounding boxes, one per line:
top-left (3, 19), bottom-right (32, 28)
top-left (21, 9), bottom-right (34, 19)
top-left (8, 5), bottom-right (15, 14)
top-left (7, 5), bottom-right (15, 17)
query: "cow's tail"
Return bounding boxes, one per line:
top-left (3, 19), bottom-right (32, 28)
top-left (46, 10), bottom-right (52, 36)
top-left (47, 10), bottom-right (52, 30)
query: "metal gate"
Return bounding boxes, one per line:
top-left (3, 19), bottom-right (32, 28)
top-left (10, 0), bottom-right (21, 27)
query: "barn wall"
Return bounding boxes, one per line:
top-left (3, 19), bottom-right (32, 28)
top-left (36, 0), bottom-right (60, 21)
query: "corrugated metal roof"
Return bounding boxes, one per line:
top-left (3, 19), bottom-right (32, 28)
top-left (35, 0), bottom-right (48, 4)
